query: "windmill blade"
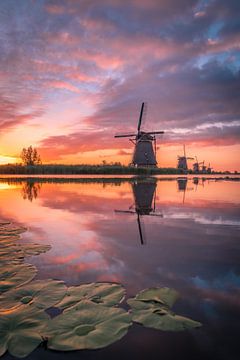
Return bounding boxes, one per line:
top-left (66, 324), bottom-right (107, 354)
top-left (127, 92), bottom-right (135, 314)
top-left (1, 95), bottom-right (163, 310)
top-left (137, 213), bottom-right (146, 245)
top-left (137, 102), bottom-right (145, 132)
top-left (114, 133), bottom-right (137, 138)
top-left (148, 212), bottom-right (163, 217)
top-left (115, 210), bottom-right (136, 214)
top-left (145, 131), bottom-right (164, 135)
top-left (140, 102), bottom-right (148, 130)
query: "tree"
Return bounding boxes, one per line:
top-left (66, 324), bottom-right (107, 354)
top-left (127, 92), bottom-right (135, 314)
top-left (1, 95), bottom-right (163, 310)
top-left (20, 146), bottom-right (42, 166)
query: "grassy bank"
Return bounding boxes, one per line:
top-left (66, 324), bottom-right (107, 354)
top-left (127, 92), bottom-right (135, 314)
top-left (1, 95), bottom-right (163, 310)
top-left (0, 164), bottom-right (181, 175)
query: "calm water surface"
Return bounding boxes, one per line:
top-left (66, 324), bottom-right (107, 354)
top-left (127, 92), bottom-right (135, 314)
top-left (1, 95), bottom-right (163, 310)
top-left (0, 176), bottom-right (240, 360)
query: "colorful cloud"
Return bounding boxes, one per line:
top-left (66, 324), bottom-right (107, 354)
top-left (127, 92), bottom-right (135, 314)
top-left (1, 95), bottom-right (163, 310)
top-left (0, 0), bottom-right (239, 169)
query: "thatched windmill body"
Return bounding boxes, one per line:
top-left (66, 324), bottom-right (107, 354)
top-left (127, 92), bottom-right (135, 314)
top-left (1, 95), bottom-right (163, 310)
top-left (114, 103), bottom-right (164, 167)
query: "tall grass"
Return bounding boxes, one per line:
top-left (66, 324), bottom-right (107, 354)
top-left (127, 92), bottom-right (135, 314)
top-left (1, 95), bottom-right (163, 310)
top-left (0, 164), bottom-right (182, 175)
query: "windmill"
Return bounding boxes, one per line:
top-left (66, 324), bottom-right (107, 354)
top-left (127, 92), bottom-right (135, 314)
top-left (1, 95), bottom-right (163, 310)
top-left (115, 179), bottom-right (163, 244)
top-left (193, 156), bottom-right (200, 173)
top-left (201, 161), bottom-right (207, 173)
top-left (207, 163), bottom-right (213, 174)
top-left (114, 102), bottom-right (164, 167)
top-left (177, 145), bottom-right (194, 172)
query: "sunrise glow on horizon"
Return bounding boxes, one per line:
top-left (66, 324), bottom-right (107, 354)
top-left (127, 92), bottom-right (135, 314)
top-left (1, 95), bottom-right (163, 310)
top-left (0, 0), bottom-right (239, 171)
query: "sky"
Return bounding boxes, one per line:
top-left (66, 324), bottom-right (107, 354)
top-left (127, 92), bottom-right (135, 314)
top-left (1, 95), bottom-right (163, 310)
top-left (0, 0), bottom-right (239, 171)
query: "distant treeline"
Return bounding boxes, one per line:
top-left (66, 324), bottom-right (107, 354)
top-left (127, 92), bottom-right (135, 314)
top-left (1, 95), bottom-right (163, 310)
top-left (0, 164), bottom-right (182, 175)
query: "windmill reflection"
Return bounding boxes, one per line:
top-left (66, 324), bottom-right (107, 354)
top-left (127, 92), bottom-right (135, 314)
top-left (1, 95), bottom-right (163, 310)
top-left (115, 178), bottom-right (162, 245)
top-left (193, 177), bottom-right (206, 190)
top-left (21, 181), bottom-right (41, 202)
top-left (177, 178), bottom-right (195, 204)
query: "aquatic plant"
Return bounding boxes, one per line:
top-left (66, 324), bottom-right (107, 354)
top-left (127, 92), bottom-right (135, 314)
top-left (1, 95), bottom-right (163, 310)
top-left (127, 287), bottom-right (202, 331)
top-left (0, 220), bottom-right (202, 358)
top-left (0, 264), bottom-right (37, 293)
top-left (46, 300), bottom-right (131, 351)
top-left (0, 223), bottom-right (27, 236)
top-left (20, 243), bottom-right (51, 257)
top-left (0, 305), bottom-right (49, 358)
top-left (0, 279), bottom-right (67, 311)
top-left (57, 282), bottom-right (125, 310)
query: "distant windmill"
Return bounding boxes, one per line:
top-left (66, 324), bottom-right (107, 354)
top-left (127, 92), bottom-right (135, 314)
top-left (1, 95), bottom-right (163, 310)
top-left (177, 145), bottom-right (194, 172)
top-left (201, 161), bottom-right (207, 173)
top-left (115, 179), bottom-right (163, 244)
top-left (207, 163), bottom-right (212, 174)
top-left (114, 102), bottom-right (164, 167)
top-left (193, 156), bottom-right (200, 173)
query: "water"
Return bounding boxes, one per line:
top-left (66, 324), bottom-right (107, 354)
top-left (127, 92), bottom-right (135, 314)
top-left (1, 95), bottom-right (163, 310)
top-left (0, 176), bottom-right (240, 360)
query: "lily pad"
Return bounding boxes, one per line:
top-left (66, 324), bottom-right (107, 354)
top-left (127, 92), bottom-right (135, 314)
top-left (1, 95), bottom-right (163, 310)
top-left (0, 224), bottom-right (27, 236)
top-left (0, 235), bottom-right (20, 244)
top-left (0, 246), bottom-right (24, 265)
top-left (0, 305), bottom-right (48, 358)
top-left (21, 243), bottom-right (52, 257)
top-left (0, 220), bottom-right (10, 226)
top-left (57, 282), bottom-right (125, 310)
top-left (0, 279), bottom-right (67, 311)
top-left (46, 300), bottom-right (132, 350)
top-left (0, 264), bottom-right (37, 293)
top-left (135, 287), bottom-right (179, 307)
top-left (127, 287), bottom-right (201, 331)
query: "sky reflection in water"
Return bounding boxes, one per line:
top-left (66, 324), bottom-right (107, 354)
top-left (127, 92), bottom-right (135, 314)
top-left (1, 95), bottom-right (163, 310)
top-left (0, 177), bottom-right (240, 360)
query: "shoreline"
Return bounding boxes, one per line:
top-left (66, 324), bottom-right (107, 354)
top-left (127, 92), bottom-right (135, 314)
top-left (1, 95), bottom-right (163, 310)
top-left (0, 174), bottom-right (239, 182)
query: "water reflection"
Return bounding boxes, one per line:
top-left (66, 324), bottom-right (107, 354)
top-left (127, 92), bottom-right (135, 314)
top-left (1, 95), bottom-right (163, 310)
top-left (21, 181), bottom-right (42, 201)
top-left (0, 176), bottom-right (240, 359)
top-left (115, 178), bottom-right (162, 244)
top-left (177, 178), bottom-right (195, 204)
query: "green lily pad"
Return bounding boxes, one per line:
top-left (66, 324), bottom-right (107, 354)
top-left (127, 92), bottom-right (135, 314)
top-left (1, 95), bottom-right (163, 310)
top-left (0, 235), bottom-right (21, 245)
top-left (0, 246), bottom-right (24, 265)
top-left (57, 282), bottom-right (125, 310)
top-left (0, 264), bottom-right (37, 293)
top-left (21, 243), bottom-right (52, 257)
top-left (0, 235), bottom-right (19, 244)
top-left (0, 224), bottom-right (27, 236)
top-left (127, 287), bottom-right (201, 331)
top-left (0, 239), bottom-right (51, 266)
top-left (0, 279), bottom-right (67, 311)
top-left (0, 305), bottom-right (48, 358)
top-left (46, 300), bottom-right (132, 350)
top-left (135, 287), bottom-right (179, 307)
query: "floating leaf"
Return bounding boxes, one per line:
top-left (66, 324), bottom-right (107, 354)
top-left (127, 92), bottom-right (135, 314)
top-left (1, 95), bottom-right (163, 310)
top-left (21, 243), bottom-right (51, 257)
top-left (0, 249), bottom-right (24, 265)
top-left (0, 235), bottom-right (20, 245)
top-left (127, 287), bottom-right (201, 331)
top-left (0, 305), bottom-right (48, 358)
top-left (0, 244), bottom-right (25, 265)
top-left (0, 264), bottom-right (37, 293)
top-left (0, 279), bottom-right (67, 311)
top-left (57, 282), bottom-right (125, 310)
top-left (46, 300), bottom-right (131, 351)
top-left (0, 224), bottom-right (27, 236)
top-left (135, 287), bottom-right (179, 307)
top-left (0, 220), bottom-right (10, 226)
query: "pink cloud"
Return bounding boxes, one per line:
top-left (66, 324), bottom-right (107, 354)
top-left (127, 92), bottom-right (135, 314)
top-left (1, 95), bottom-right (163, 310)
top-left (46, 80), bottom-right (80, 93)
top-left (44, 4), bottom-right (66, 15)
